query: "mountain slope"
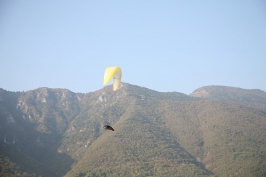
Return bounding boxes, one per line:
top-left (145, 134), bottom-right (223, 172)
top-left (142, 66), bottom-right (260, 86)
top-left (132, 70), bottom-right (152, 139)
top-left (65, 95), bottom-right (214, 177)
top-left (0, 84), bottom-right (266, 176)
top-left (162, 100), bottom-right (266, 176)
top-left (0, 88), bottom-right (77, 176)
top-left (66, 84), bottom-right (266, 177)
top-left (190, 85), bottom-right (266, 111)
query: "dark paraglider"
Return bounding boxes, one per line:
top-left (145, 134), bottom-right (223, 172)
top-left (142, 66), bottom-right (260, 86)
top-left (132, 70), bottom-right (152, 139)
top-left (103, 125), bottom-right (114, 131)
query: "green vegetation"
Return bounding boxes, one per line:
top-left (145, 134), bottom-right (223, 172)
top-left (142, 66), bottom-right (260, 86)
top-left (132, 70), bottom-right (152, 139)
top-left (0, 84), bottom-right (265, 176)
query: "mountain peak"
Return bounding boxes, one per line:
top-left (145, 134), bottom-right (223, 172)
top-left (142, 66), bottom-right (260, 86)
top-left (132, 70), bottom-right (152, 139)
top-left (190, 85), bottom-right (266, 111)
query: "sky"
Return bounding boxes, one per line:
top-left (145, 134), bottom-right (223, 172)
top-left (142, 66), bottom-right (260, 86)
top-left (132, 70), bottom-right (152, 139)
top-left (1, 0), bottom-right (266, 94)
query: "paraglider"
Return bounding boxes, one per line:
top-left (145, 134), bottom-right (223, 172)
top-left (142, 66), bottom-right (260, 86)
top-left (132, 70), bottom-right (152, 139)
top-left (103, 66), bottom-right (122, 91)
top-left (103, 125), bottom-right (114, 131)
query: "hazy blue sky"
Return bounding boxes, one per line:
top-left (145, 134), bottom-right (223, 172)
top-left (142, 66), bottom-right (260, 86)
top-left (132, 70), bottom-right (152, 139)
top-left (1, 0), bottom-right (266, 94)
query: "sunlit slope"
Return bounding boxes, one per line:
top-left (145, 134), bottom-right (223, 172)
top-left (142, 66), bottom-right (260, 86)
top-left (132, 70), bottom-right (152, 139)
top-left (57, 84), bottom-right (196, 163)
top-left (65, 98), bottom-right (214, 177)
top-left (160, 100), bottom-right (266, 177)
top-left (66, 85), bottom-right (266, 177)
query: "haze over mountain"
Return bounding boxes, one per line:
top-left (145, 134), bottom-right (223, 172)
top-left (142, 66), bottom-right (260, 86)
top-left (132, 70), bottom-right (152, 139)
top-left (0, 84), bottom-right (265, 177)
top-left (190, 86), bottom-right (266, 111)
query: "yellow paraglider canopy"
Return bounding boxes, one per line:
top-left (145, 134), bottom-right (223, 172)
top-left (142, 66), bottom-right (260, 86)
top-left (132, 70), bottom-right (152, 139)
top-left (103, 66), bottom-right (122, 91)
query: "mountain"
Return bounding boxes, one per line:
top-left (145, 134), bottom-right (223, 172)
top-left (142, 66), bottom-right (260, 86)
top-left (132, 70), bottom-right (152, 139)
top-left (0, 84), bottom-right (265, 177)
top-left (190, 85), bottom-right (266, 111)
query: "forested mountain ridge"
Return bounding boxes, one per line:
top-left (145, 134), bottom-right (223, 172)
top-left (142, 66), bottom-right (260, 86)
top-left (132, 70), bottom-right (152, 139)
top-left (0, 84), bottom-right (265, 177)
